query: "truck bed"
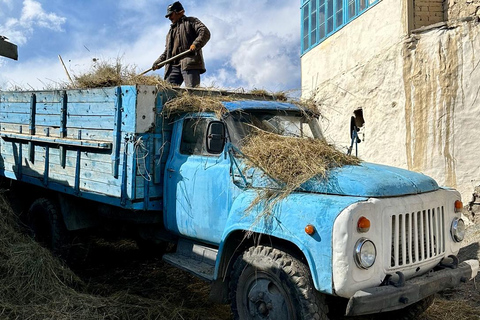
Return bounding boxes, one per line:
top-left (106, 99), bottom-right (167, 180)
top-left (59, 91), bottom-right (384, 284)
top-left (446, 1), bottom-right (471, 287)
top-left (0, 85), bottom-right (169, 210)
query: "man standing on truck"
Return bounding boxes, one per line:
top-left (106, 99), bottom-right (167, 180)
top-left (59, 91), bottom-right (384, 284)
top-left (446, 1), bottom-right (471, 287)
top-left (152, 1), bottom-right (210, 88)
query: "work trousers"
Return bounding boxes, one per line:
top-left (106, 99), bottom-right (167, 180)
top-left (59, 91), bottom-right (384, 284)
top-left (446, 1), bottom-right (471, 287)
top-left (166, 65), bottom-right (201, 88)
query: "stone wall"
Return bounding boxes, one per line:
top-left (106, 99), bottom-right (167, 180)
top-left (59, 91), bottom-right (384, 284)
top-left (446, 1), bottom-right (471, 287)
top-left (414, 0), bottom-right (446, 28)
top-left (447, 0), bottom-right (480, 20)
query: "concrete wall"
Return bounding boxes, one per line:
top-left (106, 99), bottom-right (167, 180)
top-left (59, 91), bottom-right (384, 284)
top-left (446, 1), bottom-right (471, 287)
top-left (301, 0), bottom-right (480, 203)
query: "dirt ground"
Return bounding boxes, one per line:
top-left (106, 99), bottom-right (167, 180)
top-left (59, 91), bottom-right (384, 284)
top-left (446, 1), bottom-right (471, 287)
top-left (64, 215), bottom-right (480, 320)
top-left (419, 215), bottom-right (480, 320)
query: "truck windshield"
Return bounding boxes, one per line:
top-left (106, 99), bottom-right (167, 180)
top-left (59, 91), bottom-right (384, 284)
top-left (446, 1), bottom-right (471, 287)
top-left (224, 110), bottom-right (323, 147)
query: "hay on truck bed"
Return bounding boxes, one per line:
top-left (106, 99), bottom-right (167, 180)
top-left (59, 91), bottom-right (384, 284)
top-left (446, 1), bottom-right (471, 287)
top-left (72, 59), bottom-right (173, 89)
top-left (240, 130), bottom-right (361, 216)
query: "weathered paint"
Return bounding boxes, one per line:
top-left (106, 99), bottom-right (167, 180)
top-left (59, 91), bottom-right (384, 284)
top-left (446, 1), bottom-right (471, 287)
top-left (164, 114), bottom-right (232, 244)
top-left (223, 100), bottom-right (302, 112)
top-left (301, 162), bottom-right (439, 197)
top-left (218, 189), bottom-right (367, 293)
top-left (0, 85), bottom-right (164, 209)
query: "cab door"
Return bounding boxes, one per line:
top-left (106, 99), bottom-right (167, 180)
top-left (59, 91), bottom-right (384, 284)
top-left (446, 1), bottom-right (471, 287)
top-left (164, 116), bottom-right (231, 245)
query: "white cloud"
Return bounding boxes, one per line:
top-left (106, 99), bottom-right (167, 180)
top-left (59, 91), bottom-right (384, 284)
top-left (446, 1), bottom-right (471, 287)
top-left (0, 0), bottom-right (66, 45)
top-left (196, 0), bottom-right (301, 91)
top-left (0, 0), bottom-right (302, 93)
top-left (21, 0), bottom-right (66, 31)
top-left (231, 32), bottom-right (299, 90)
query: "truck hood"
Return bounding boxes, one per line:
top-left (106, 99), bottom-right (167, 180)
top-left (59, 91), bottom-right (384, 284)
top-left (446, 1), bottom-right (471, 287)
top-left (299, 162), bottom-right (439, 197)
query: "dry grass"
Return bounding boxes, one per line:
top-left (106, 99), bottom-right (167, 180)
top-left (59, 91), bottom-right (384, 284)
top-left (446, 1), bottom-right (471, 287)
top-left (0, 191), bottom-right (228, 320)
top-left (240, 130), bottom-right (360, 216)
top-left (241, 131), bottom-right (359, 188)
top-left (163, 91), bottom-right (230, 118)
top-left (249, 89), bottom-right (288, 102)
top-left (421, 297), bottom-right (480, 320)
top-left (72, 58), bottom-right (172, 89)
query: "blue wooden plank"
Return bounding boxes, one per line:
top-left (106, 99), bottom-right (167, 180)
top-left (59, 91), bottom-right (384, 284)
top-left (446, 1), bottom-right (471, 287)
top-left (1, 146), bottom-right (126, 171)
top-left (20, 167), bottom-right (122, 197)
top-left (3, 159), bottom-right (125, 194)
top-left (0, 124), bottom-right (115, 142)
top-left (0, 169), bottom-right (162, 210)
top-left (0, 113), bottom-right (117, 129)
top-left (1, 157), bottom-right (130, 187)
top-left (66, 88), bottom-right (117, 103)
top-left (0, 101), bottom-right (116, 116)
top-left (0, 132), bottom-right (112, 149)
top-left (0, 91), bottom-right (62, 103)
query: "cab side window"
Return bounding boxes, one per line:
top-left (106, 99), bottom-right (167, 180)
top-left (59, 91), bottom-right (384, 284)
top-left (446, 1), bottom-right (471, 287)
top-left (180, 118), bottom-right (208, 155)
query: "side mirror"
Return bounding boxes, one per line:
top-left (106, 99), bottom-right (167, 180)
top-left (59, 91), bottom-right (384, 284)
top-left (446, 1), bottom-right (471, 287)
top-left (206, 121), bottom-right (226, 154)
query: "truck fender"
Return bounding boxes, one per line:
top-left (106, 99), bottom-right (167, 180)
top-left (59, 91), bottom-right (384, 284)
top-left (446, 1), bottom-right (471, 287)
top-left (212, 189), bottom-right (366, 300)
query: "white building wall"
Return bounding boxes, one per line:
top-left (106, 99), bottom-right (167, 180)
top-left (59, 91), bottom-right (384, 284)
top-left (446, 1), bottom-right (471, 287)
top-left (301, 0), bottom-right (480, 203)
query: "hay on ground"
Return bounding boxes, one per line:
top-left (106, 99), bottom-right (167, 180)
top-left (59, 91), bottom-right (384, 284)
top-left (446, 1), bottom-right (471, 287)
top-left (0, 191), bottom-right (224, 320)
top-left (421, 296), bottom-right (480, 320)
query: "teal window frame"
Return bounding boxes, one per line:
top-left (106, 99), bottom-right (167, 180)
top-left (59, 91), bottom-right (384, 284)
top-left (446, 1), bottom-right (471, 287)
top-left (301, 0), bottom-right (379, 54)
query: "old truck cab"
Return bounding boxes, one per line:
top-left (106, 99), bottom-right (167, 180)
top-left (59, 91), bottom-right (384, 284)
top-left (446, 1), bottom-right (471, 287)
top-left (158, 96), bottom-right (478, 319)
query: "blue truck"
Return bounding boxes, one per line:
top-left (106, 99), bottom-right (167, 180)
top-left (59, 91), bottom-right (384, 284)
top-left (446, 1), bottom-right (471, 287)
top-left (0, 85), bottom-right (478, 319)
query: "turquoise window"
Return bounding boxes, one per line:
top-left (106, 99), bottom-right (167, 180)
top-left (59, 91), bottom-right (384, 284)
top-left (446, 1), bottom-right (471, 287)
top-left (301, 0), bottom-right (379, 54)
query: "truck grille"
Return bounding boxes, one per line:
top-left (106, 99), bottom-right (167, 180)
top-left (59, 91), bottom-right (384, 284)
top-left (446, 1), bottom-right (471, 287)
top-left (390, 207), bottom-right (445, 268)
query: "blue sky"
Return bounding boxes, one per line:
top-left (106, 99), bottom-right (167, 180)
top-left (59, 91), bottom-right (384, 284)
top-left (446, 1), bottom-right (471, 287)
top-left (0, 0), bottom-right (301, 93)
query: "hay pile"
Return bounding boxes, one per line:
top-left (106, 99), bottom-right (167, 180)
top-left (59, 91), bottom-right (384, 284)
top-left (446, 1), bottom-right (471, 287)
top-left (0, 191), bottom-right (221, 320)
top-left (163, 92), bottom-right (229, 118)
top-left (240, 131), bottom-right (360, 214)
top-left (72, 59), bottom-right (171, 89)
top-left (241, 131), bottom-right (360, 192)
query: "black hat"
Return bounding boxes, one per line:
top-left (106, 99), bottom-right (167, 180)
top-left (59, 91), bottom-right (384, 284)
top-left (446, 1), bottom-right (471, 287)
top-left (165, 1), bottom-right (184, 18)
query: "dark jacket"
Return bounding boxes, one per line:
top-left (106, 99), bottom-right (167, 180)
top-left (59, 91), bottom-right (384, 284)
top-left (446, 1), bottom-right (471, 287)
top-left (154, 16), bottom-right (210, 77)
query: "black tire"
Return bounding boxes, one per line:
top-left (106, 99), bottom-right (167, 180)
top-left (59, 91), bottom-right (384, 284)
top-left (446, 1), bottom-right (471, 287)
top-left (229, 245), bottom-right (328, 320)
top-left (27, 198), bottom-right (70, 257)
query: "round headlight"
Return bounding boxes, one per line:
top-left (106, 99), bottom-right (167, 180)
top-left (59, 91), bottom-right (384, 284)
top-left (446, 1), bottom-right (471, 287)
top-left (451, 218), bottom-right (466, 242)
top-left (354, 238), bottom-right (376, 269)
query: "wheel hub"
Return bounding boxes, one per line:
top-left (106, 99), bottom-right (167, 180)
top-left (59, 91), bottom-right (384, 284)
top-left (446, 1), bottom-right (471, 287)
top-left (246, 276), bottom-right (291, 319)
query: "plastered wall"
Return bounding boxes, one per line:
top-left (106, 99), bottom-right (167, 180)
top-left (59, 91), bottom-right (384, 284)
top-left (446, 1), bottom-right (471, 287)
top-left (301, 0), bottom-right (480, 203)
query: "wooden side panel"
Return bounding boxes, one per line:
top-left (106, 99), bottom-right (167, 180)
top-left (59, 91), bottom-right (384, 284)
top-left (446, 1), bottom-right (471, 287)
top-left (0, 86), bottom-right (164, 208)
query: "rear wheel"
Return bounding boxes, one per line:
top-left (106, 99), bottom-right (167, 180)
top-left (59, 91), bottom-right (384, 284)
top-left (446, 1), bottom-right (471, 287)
top-left (229, 245), bottom-right (328, 320)
top-left (27, 198), bottom-right (70, 257)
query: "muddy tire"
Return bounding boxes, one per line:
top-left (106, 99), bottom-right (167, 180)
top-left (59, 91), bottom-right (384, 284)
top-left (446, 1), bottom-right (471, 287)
top-left (229, 245), bottom-right (328, 320)
top-left (27, 198), bottom-right (70, 257)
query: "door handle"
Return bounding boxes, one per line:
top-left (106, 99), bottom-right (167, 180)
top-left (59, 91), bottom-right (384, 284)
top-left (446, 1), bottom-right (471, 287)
top-left (167, 168), bottom-right (176, 172)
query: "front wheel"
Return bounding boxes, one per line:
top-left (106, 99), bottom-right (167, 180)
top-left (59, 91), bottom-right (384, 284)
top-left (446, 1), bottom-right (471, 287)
top-left (229, 245), bottom-right (328, 320)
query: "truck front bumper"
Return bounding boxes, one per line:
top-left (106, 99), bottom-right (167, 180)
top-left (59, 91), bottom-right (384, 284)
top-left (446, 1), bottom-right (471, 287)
top-left (345, 259), bottom-right (479, 316)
